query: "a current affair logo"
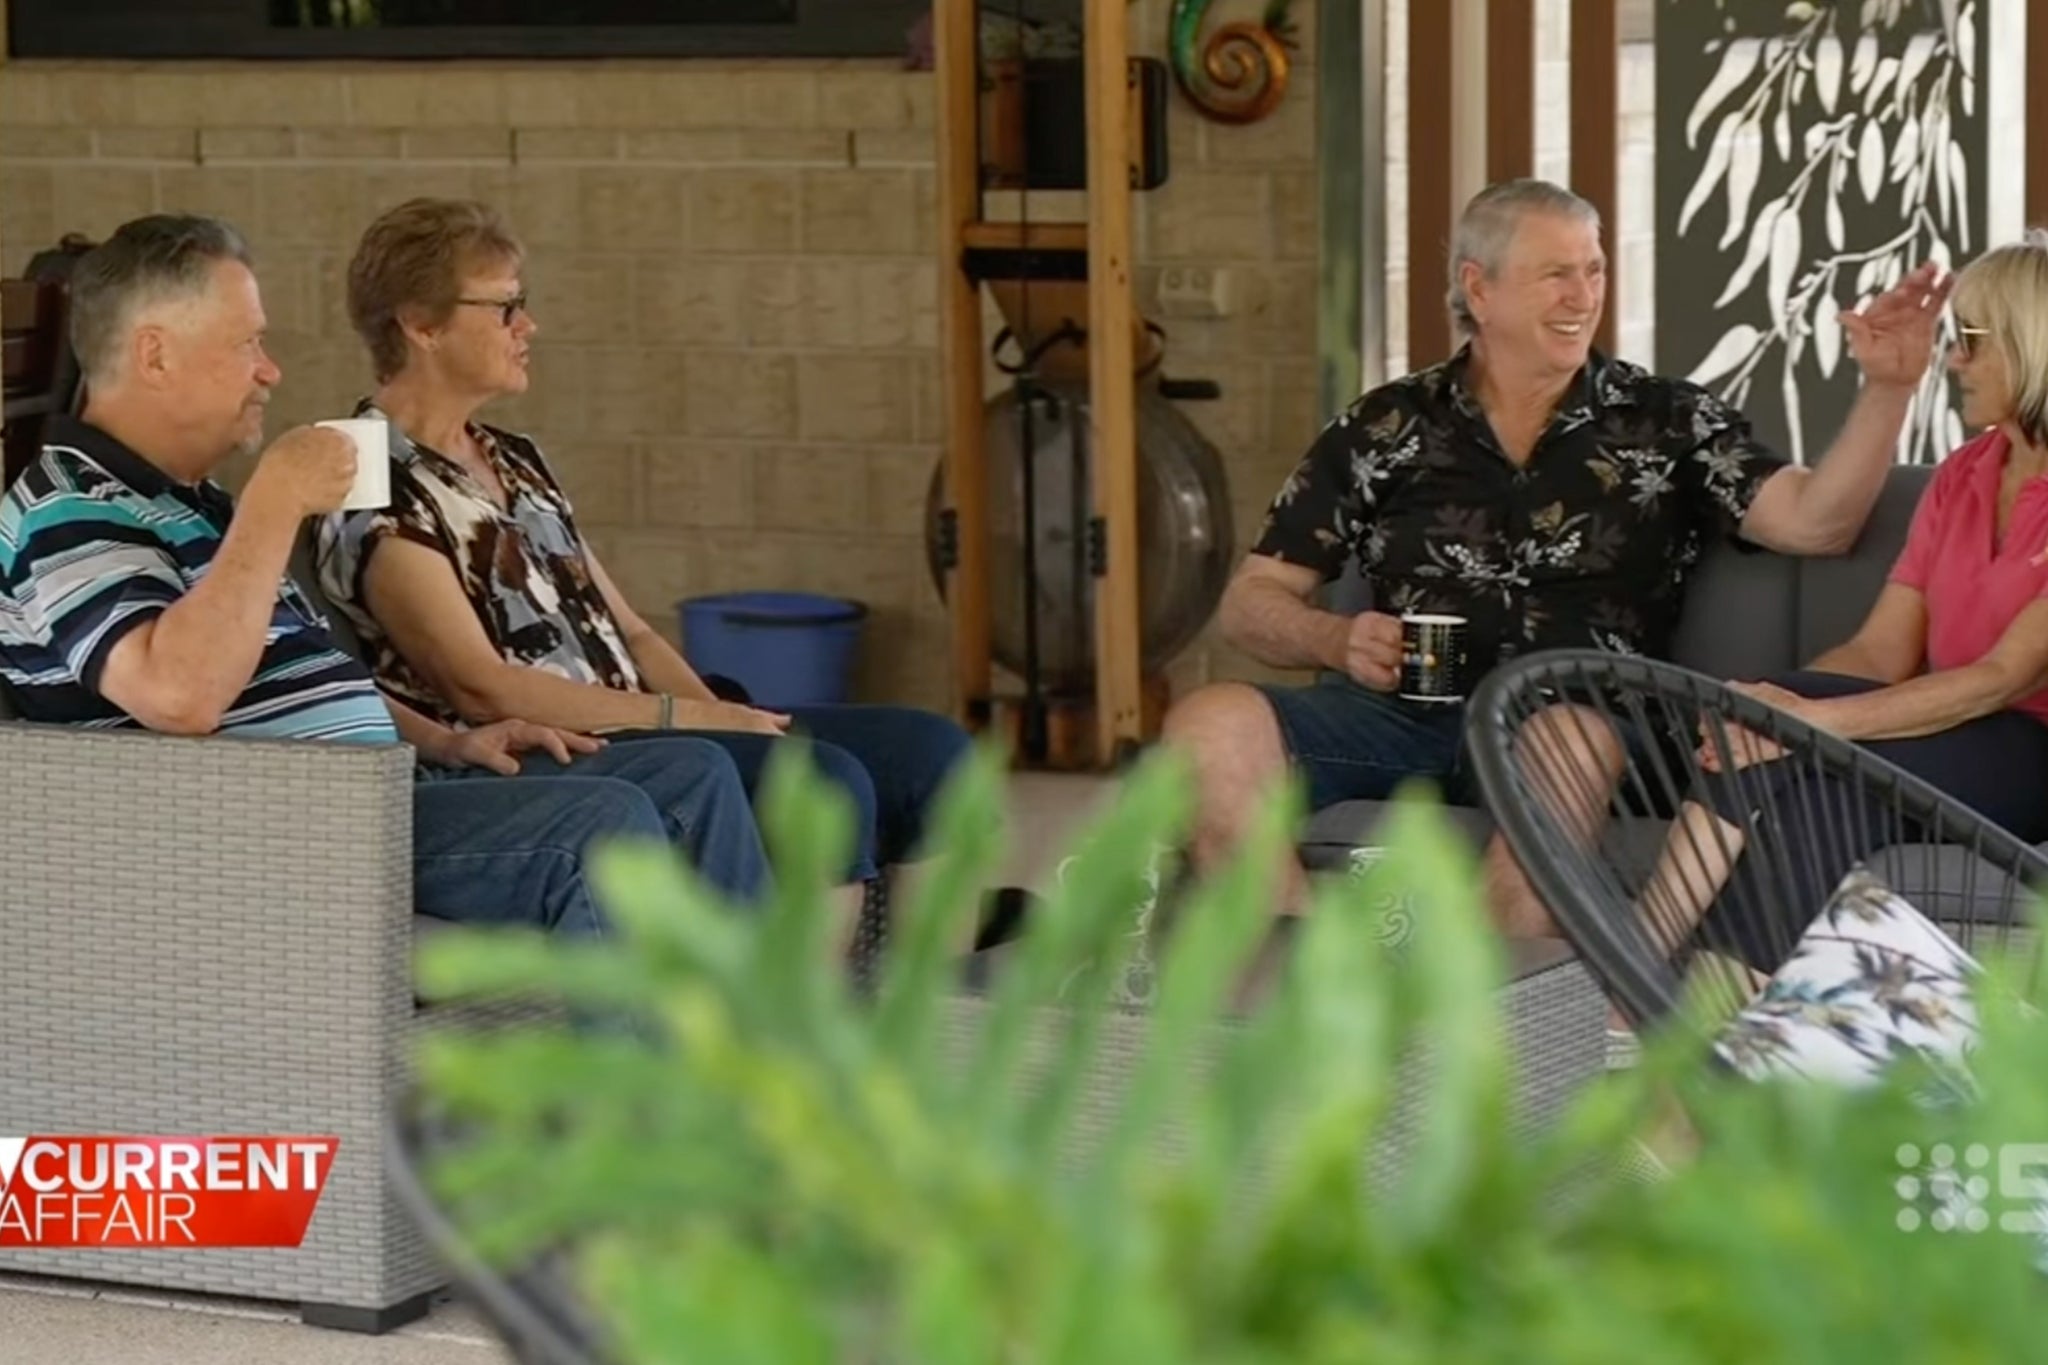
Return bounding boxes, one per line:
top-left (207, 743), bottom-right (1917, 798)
top-left (0, 1136), bottom-right (338, 1248)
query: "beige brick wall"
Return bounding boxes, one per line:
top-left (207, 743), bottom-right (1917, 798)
top-left (0, 6), bottom-right (1324, 711)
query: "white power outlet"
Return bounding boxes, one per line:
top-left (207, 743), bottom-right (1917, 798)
top-left (1156, 265), bottom-right (1234, 319)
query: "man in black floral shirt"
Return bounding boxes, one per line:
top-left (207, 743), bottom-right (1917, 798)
top-left (1163, 178), bottom-right (1949, 933)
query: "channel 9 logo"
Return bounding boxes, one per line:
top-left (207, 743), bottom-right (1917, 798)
top-left (1893, 1142), bottom-right (2048, 1238)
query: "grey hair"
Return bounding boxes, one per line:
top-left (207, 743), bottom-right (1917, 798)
top-left (1445, 179), bottom-right (1601, 339)
top-left (69, 214), bottom-right (254, 384)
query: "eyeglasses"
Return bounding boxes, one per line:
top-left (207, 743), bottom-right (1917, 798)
top-left (453, 293), bottom-right (529, 327)
top-left (1955, 323), bottom-right (1991, 360)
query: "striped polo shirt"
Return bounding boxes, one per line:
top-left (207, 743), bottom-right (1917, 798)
top-left (0, 417), bottom-right (397, 744)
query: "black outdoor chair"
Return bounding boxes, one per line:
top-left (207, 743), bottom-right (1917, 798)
top-left (1462, 649), bottom-right (2048, 1032)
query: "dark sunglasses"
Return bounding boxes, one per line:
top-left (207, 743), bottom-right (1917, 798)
top-left (453, 292), bottom-right (529, 327)
top-left (1954, 323), bottom-right (1990, 360)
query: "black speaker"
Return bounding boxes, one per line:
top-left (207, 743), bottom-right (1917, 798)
top-left (985, 57), bottom-right (1171, 192)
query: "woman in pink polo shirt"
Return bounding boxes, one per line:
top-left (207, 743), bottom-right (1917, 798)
top-left (1632, 233), bottom-right (2048, 974)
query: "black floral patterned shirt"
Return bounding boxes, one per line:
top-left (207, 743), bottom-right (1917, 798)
top-left (1254, 347), bottom-right (1790, 677)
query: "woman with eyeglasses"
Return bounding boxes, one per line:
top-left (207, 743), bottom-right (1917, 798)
top-left (1613, 233), bottom-right (2048, 1033)
top-left (313, 198), bottom-right (979, 945)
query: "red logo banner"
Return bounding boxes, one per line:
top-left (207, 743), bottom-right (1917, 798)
top-left (0, 1136), bottom-right (338, 1248)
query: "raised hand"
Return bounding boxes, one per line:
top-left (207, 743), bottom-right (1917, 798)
top-left (1841, 261), bottom-right (1952, 390)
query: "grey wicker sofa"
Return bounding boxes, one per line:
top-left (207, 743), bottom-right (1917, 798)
top-left (0, 704), bottom-right (438, 1331)
top-left (0, 694), bottom-right (1606, 1334)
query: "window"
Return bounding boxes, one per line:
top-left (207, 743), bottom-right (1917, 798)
top-left (8, 0), bottom-right (929, 60)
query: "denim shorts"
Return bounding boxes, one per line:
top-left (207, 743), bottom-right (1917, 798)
top-left (1256, 676), bottom-right (1479, 813)
top-left (1257, 674), bottom-right (1686, 817)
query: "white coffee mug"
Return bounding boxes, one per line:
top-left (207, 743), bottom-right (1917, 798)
top-left (316, 417), bottom-right (392, 511)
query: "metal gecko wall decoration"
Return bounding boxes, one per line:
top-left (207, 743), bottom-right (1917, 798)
top-left (1168, 0), bottom-right (1297, 124)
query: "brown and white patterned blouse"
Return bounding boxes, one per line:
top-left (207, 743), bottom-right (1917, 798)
top-left (313, 403), bottom-right (642, 727)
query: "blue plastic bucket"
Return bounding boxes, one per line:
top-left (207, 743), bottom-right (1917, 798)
top-left (677, 591), bottom-right (867, 709)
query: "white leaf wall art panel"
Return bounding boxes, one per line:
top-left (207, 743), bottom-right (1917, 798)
top-left (1865, 55), bottom-right (1901, 113)
top-left (1850, 31), bottom-right (1878, 92)
top-left (1717, 199), bottom-right (1786, 307)
top-left (1687, 39), bottom-right (1763, 146)
top-left (1949, 143), bottom-right (1971, 247)
top-left (1899, 32), bottom-right (1935, 97)
top-left (1724, 128), bottom-right (1765, 247)
top-left (1816, 38), bottom-right (1843, 112)
top-left (1814, 289), bottom-right (1844, 378)
top-left (1690, 324), bottom-right (1765, 387)
top-left (1890, 117), bottom-right (1920, 185)
top-left (1658, 0), bottom-right (1984, 468)
top-left (1681, 113), bottom-right (1743, 234)
top-left (1858, 121), bottom-right (1887, 201)
top-left (1767, 211), bottom-right (1803, 323)
top-left (1936, 123), bottom-right (1955, 227)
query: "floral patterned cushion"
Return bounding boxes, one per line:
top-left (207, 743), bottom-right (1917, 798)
top-left (1709, 868), bottom-right (2048, 1269)
top-left (1712, 866), bottom-right (1980, 1088)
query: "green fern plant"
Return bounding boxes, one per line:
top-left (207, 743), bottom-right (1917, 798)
top-left (410, 741), bottom-right (2048, 1364)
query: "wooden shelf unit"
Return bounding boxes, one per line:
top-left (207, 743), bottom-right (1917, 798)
top-left (932, 0), bottom-right (1145, 769)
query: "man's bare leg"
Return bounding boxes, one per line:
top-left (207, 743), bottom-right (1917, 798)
top-left (1160, 682), bottom-right (1307, 911)
top-left (1612, 801), bottom-right (1754, 1030)
top-left (1483, 703), bottom-right (1630, 938)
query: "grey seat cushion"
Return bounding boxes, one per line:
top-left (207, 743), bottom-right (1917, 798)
top-left (1302, 803), bottom-right (1700, 872)
top-left (1793, 463), bottom-right (1932, 661)
top-left (1300, 799), bottom-right (1493, 868)
top-left (1669, 536), bottom-right (1800, 680)
top-left (1868, 841), bottom-right (2045, 927)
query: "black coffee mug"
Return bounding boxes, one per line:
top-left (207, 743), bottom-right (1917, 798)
top-left (1399, 613), bottom-right (1469, 703)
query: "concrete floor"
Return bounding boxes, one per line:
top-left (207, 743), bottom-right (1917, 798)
top-left (0, 1277), bottom-right (510, 1365)
top-left (2, 773), bottom-right (1117, 1365)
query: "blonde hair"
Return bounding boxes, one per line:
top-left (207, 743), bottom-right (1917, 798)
top-left (1949, 228), bottom-right (2048, 450)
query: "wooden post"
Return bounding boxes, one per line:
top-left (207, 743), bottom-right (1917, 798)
top-left (1086, 0), bottom-right (1142, 763)
top-left (1407, 0), bottom-right (1456, 366)
top-left (2029, 0), bottom-right (2048, 227)
top-left (934, 0), bottom-right (992, 728)
top-left (1487, 0), bottom-right (1535, 183)
top-left (1570, 0), bottom-right (1619, 355)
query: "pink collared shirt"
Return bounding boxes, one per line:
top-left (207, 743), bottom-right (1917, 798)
top-left (1888, 428), bottom-right (2048, 725)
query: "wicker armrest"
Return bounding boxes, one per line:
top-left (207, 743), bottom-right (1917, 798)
top-left (0, 722), bottom-right (415, 1039)
top-left (0, 721), bottom-right (434, 1322)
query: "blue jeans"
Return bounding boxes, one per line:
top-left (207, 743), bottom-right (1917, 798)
top-left (411, 735), bottom-right (771, 937)
top-left (623, 703), bottom-right (973, 881)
